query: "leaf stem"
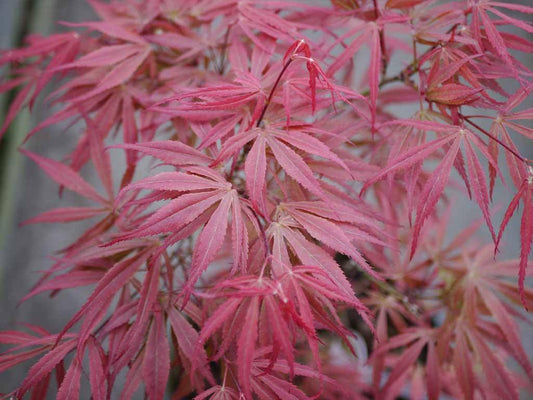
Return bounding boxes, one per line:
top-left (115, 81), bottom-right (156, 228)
top-left (373, 0), bottom-right (388, 77)
top-left (217, 24), bottom-right (233, 75)
top-left (462, 116), bottom-right (532, 165)
top-left (412, 39), bottom-right (424, 112)
top-left (256, 58), bottom-right (293, 127)
top-left (370, 24), bottom-right (462, 96)
top-left (345, 260), bottom-right (421, 317)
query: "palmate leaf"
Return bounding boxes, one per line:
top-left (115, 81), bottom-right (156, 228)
top-left (381, 336), bottom-right (433, 398)
top-left (0, 32), bottom-right (80, 139)
top-left (284, 264), bottom-right (372, 339)
top-left (0, 330), bottom-right (77, 385)
top-left (50, 20), bottom-right (151, 104)
top-left (20, 269), bottom-right (104, 303)
top-left (250, 350), bottom-right (352, 400)
top-left (15, 337), bottom-right (78, 398)
top-left (411, 137), bottom-right (460, 256)
top-left (245, 135), bottom-right (268, 215)
top-left (485, 84), bottom-right (533, 192)
top-left (60, 20), bottom-right (147, 45)
top-left (218, 124), bottom-right (349, 211)
top-left (282, 203), bottom-right (380, 280)
top-left (327, 20), bottom-right (371, 78)
top-left (184, 193), bottom-right (233, 299)
top-left (23, 110), bottom-right (117, 199)
top-left (426, 83), bottom-right (482, 106)
top-left (196, 278), bottom-right (275, 398)
top-left (283, 39), bottom-right (350, 117)
top-left (272, 200), bottom-right (388, 323)
top-left (114, 141), bottom-right (212, 166)
top-left (480, 287), bottom-right (533, 379)
top-left (29, 81), bottom-right (144, 172)
top-left (236, 1), bottom-right (302, 51)
top-left (238, 295), bottom-right (260, 399)
top-left (20, 148), bottom-right (119, 268)
top-left (117, 166), bottom-right (251, 300)
top-left (471, 0), bottom-right (533, 75)
top-left (55, 44), bottom-right (144, 70)
top-left (87, 337), bottom-right (107, 400)
top-left (194, 385), bottom-right (239, 400)
top-left (55, 249), bottom-right (152, 350)
top-left (13, 19), bottom-right (160, 171)
top-left (57, 358), bottom-right (82, 400)
top-left (496, 169), bottom-right (533, 307)
top-left (422, 49), bottom-right (487, 106)
top-left (1, 0), bottom-right (532, 398)
top-left (196, 266), bottom-right (368, 398)
top-left (22, 207), bottom-right (107, 224)
top-left (21, 150), bottom-right (108, 205)
top-left (362, 123), bottom-right (500, 257)
top-left (267, 135), bottom-right (326, 199)
top-left (168, 306), bottom-right (215, 389)
top-left (275, 223), bottom-right (355, 298)
top-left (119, 349), bottom-right (144, 400)
top-left (111, 258), bottom-right (162, 375)
top-left (324, 16), bottom-right (385, 126)
top-left (154, 35), bottom-right (276, 130)
top-left (468, 328), bottom-right (521, 400)
top-left (434, 242), bottom-right (533, 396)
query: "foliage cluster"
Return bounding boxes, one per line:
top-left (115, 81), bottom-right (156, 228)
top-left (0, 0), bottom-right (532, 399)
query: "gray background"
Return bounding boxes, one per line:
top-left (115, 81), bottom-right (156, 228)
top-left (0, 0), bottom-right (100, 395)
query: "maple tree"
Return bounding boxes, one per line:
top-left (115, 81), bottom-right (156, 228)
top-left (0, 0), bottom-right (532, 398)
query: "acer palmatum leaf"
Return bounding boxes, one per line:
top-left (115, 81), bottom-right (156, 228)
top-left (21, 150), bottom-right (108, 205)
top-left (1, 0), bottom-right (532, 398)
top-left (496, 168), bottom-right (533, 308)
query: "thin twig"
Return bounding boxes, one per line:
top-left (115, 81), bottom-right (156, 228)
top-left (463, 116), bottom-right (532, 164)
top-left (345, 261), bottom-right (421, 317)
top-left (372, 0), bottom-right (388, 77)
top-left (256, 58), bottom-right (293, 127)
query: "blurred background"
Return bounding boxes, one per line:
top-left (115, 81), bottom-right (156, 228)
top-left (0, 0), bottom-right (98, 394)
top-left (0, 0), bottom-right (531, 398)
